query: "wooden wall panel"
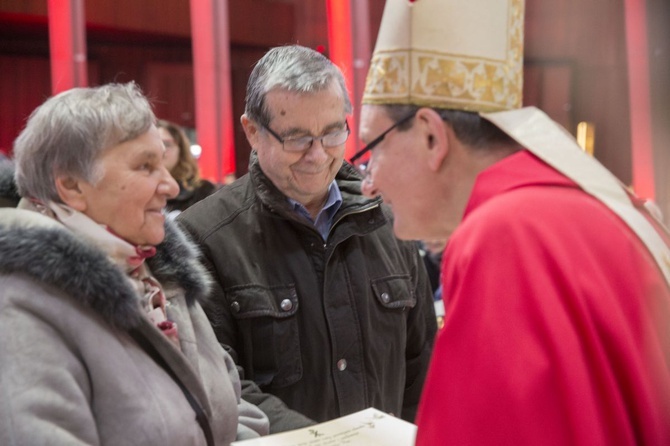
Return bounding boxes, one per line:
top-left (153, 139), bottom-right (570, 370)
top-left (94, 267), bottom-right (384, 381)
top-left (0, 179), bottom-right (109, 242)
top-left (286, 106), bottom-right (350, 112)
top-left (145, 62), bottom-right (195, 128)
top-left (228, 0), bottom-right (295, 46)
top-left (1, 0), bottom-right (665, 212)
top-left (275, 0), bottom-right (326, 50)
top-left (522, 65), bottom-right (543, 109)
top-left (0, 0), bottom-right (47, 14)
top-left (88, 42), bottom-right (190, 86)
top-left (647, 0), bottom-right (670, 219)
top-left (573, 67), bottom-right (632, 183)
top-left (87, 0), bottom-right (191, 36)
top-left (0, 0), bottom-right (294, 45)
top-left (0, 55), bottom-right (50, 154)
top-left (267, 0), bottom-right (380, 54)
top-left (367, 0), bottom-right (384, 45)
top-left (523, 63), bottom-right (574, 133)
top-left (525, 0), bottom-right (571, 59)
top-left (229, 48), bottom-right (269, 176)
top-left (524, 0), bottom-right (632, 185)
top-left (0, 55), bottom-right (99, 155)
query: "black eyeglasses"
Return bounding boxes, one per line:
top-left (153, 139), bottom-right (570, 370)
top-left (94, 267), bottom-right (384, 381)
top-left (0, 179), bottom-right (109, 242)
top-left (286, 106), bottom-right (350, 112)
top-left (262, 120), bottom-right (350, 152)
top-left (349, 112), bottom-right (416, 165)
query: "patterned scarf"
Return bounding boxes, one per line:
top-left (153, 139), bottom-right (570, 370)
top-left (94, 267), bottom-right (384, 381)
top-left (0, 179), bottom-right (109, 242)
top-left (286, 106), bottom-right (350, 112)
top-left (25, 200), bottom-right (181, 349)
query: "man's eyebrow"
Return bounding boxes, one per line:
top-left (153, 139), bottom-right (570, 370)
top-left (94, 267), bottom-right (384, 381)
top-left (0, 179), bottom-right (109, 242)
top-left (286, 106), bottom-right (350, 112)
top-left (322, 121), bottom-right (347, 133)
top-left (277, 127), bottom-right (308, 138)
top-left (281, 121), bottom-right (346, 138)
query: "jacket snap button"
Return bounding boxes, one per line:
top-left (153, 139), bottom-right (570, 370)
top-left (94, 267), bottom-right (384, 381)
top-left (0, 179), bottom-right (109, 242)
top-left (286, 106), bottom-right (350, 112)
top-left (231, 301), bottom-right (241, 313)
top-left (337, 359), bottom-right (347, 371)
top-left (381, 292), bottom-right (390, 303)
top-left (280, 299), bottom-right (293, 311)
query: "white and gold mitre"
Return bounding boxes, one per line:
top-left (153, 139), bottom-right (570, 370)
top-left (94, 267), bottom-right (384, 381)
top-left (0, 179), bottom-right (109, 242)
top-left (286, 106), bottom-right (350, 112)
top-left (363, 0), bottom-right (525, 112)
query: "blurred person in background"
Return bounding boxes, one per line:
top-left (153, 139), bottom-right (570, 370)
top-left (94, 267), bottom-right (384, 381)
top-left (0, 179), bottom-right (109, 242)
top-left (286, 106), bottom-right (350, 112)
top-left (419, 239), bottom-right (446, 297)
top-left (0, 82), bottom-right (268, 445)
top-left (157, 119), bottom-right (218, 217)
top-left (0, 156), bottom-right (19, 207)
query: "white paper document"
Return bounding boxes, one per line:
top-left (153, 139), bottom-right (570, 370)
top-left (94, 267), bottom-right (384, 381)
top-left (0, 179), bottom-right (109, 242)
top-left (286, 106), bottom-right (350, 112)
top-left (232, 407), bottom-right (417, 446)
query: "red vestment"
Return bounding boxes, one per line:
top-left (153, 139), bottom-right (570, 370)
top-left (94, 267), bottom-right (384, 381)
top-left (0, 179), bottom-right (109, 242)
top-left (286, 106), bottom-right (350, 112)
top-left (415, 151), bottom-right (670, 445)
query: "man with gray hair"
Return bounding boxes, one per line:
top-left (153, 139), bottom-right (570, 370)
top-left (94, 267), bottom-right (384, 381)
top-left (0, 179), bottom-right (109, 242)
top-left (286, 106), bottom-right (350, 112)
top-left (178, 45), bottom-right (437, 432)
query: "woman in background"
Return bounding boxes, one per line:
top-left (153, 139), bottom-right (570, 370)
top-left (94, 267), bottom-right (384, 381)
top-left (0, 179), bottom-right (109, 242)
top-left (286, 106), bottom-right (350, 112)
top-left (157, 119), bottom-right (218, 216)
top-left (0, 82), bottom-right (268, 445)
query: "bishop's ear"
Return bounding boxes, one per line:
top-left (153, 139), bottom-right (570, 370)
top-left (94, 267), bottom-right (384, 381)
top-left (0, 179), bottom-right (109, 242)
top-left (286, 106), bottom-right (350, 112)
top-left (55, 175), bottom-right (87, 211)
top-left (416, 108), bottom-right (449, 171)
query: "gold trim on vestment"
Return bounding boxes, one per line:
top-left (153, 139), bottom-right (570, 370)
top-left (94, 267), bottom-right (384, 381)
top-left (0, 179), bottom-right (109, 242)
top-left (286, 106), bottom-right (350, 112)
top-left (363, 0), bottom-right (524, 112)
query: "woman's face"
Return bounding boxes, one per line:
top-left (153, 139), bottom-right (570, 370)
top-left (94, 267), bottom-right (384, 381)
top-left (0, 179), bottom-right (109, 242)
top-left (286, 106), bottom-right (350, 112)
top-left (74, 125), bottom-right (179, 246)
top-left (158, 127), bottom-right (180, 172)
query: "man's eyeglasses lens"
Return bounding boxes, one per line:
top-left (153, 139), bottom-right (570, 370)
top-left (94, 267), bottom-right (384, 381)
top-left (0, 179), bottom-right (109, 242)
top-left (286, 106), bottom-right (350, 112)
top-left (263, 121), bottom-right (350, 152)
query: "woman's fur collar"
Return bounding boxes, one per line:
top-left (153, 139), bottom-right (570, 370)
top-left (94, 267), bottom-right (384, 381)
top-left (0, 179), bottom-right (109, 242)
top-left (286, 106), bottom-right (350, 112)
top-left (0, 210), bottom-right (212, 330)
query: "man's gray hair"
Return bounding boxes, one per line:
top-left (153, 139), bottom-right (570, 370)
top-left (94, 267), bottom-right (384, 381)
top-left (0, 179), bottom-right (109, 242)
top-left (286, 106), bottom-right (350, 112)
top-left (13, 82), bottom-right (155, 203)
top-left (245, 45), bottom-right (352, 125)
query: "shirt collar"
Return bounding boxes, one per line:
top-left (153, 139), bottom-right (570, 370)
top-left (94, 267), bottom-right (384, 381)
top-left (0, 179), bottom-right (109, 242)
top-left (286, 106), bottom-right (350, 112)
top-left (288, 181), bottom-right (341, 217)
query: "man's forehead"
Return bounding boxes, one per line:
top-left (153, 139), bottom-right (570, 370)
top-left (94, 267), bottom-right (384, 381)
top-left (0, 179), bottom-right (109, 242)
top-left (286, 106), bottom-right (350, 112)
top-left (359, 105), bottom-right (391, 134)
top-left (360, 104), bottom-right (392, 119)
top-left (265, 89), bottom-right (346, 129)
top-left (266, 82), bottom-right (341, 100)
top-left (268, 86), bottom-right (342, 108)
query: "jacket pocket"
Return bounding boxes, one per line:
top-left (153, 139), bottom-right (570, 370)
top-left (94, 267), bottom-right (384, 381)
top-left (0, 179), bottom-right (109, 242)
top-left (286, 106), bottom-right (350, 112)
top-left (225, 284), bottom-right (301, 389)
top-left (367, 275), bottom-right (416, 411)
top-left (371, 275), bottom-right (416, 309)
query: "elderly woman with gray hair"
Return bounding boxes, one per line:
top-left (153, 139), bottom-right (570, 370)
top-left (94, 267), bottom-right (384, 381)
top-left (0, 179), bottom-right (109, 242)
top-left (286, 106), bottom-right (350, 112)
top-left (0, 82), bottom-right (269, 445)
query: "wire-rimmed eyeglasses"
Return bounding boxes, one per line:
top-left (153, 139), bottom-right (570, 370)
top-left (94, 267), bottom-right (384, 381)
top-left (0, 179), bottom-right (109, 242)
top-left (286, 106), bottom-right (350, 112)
top-left (348, 112), bottom-right (417, 166)
top-left (262, 120), bottom-right (350, 152)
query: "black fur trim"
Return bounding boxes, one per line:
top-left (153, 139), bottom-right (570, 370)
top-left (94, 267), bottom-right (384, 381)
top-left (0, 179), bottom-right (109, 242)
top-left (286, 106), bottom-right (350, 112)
top-left (0, 224), bottom-right (143, 329)
top-left (148, 219), bottom-right (212, 307)
top-left (0, 214), bottom-right (213, 329)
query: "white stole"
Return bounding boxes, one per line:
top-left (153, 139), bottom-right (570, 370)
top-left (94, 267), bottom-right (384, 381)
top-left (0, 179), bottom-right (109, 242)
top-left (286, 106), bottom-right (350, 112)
top-left (482, 106), bottom-right (670, 286)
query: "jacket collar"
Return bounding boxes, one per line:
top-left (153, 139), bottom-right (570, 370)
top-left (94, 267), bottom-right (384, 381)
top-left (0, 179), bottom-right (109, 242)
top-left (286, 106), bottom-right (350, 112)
top-left (0, 208), bottom-right (211, 331)
top-left (247, 150), bottom-right (382, 219)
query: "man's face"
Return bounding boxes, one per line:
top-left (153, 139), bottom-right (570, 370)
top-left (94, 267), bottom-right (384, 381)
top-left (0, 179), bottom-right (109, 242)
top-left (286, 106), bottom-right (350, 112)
top-left (248, 82), bottom-right (348, 208)
top-left (359, 104), bottom-right (434, 240)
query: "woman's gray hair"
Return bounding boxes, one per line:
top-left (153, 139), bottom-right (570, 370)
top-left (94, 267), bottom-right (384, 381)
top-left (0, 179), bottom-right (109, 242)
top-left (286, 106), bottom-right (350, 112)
top-left (245, 45), bottom-right (352, 125)
top-left (13, 82), bottom-right (155, 203)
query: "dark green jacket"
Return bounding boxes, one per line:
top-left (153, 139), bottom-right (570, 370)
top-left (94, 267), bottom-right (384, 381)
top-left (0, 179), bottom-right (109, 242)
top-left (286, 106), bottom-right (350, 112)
top-left (178, 153), bottom-right (437, 432)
